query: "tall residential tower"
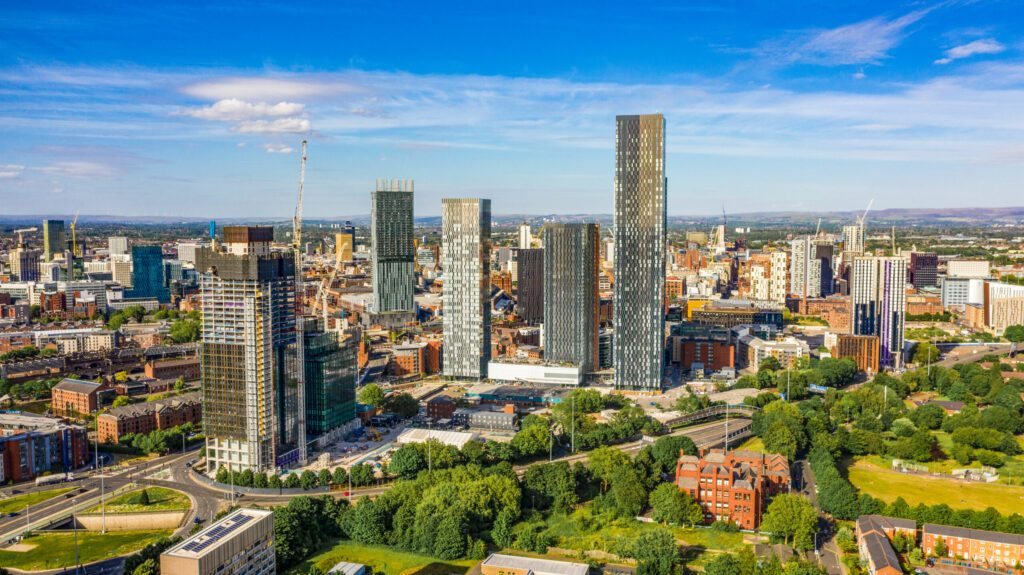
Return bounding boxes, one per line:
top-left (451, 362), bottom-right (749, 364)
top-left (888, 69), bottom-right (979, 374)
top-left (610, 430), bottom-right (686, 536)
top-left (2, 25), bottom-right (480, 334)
top-left (371, 179), bottom-right (415, 314)
top-left (613, 114), bottom-right (666, 390)
top-left (442, 198), bottom-right (491, 379)
top-left (543, 224), bottom-right (600, 373)
top-left (850, 256), bottom-right (907, 369)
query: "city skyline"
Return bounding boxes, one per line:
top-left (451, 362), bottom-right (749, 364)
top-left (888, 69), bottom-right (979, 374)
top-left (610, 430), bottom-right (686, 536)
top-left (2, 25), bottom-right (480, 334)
top-left (2, 3), bottom-right (1024, 217)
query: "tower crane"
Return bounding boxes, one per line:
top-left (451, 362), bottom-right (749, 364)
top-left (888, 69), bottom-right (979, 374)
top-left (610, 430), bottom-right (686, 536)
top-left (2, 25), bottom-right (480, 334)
top-left (856, 199), bottom-right (874, 230)
top-left (292, 140), bottom-right (308, 467)
top-left (13, 227), bottom-right (37, 248)
top-left (70, 211), bottom-right (80, 257)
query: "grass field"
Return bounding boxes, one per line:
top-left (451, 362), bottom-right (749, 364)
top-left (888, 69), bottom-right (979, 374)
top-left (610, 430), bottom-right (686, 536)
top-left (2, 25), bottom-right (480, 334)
top-left (547, 506), bottom-right (745, 554)
top-left (290, 540), bottom-right (477, 575)
top-left (0, 487), bottom-right (74, 514)
top-left (848, 458), bottom-right (1024, 514)
top-left (0, 529), bottom-right (172, 570)
top-left (85, 486), bottom-right (190, 514)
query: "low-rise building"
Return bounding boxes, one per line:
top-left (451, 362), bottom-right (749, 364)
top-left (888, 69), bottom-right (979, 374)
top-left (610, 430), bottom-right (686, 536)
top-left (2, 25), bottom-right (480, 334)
top-left (160, 508), bottom-right (274, 575)
top-left (855, 515), bottom-right (915, 575)
top-left (668, 324), bottom-right (735, 374)
top-left (737, 334), bottom-right (810, 371)
top-left (923, 523), bottom-right (1024, 567)
top-left (426, 395), bottom-right (456, 420)
top-left (674, 449), bottom-right (791, 529)
top-left (97, 392), bottom-right (202, 443)
top-left (145, 356), bottom-right (200, 381)
top-left (486, 360), bottom-right (584, 386)
top-left (51, 378), bottom-right (110, 418)
top-left (396, 428), bottom-right (478, 449)
top-left (453, 405), bottom-right (519, 431)
top-left (832, 334), bottom-right (881, 374)
top-left (479, 554), bottom-right (589, 575)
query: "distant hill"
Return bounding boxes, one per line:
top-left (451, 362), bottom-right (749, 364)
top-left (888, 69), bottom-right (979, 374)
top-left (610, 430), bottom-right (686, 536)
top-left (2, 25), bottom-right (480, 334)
top-left (1, 206), bottom-right (1021, 228)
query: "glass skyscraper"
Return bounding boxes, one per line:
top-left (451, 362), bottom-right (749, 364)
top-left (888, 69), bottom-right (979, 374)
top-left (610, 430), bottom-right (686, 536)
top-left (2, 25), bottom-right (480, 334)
top-left (42, 219), bottom-right (65, 262)
top-left (543, 223), bottom-right (600, 373)
top-left (127, 245), bottom-right (170, 303)
top-left (613, 114), bottom-right (666, 390)
top-left (291, 317), bottom-right (357, 438)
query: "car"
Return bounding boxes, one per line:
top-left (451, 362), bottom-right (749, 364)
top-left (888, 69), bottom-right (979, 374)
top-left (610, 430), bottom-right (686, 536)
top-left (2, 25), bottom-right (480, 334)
top-left (7, 512), bottom-right (19, 518)
top-left (193, 516), bottom-right (203, 524)
top-left (914, 569), bottom-right (926, 574)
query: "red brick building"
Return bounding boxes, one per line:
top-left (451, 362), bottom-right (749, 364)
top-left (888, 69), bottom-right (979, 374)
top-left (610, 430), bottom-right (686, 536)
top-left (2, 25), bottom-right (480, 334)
top-left (855, 515), bottom-right (915, 575)
top-left (0, 412), bottom-right (90, 484)
top-left (832, 334), bottom-right (881, 374)
top-left (668, 325), bottom-right (735, 373)
top-left (674, 449), bottom-right (791, 529)
top-left (144, 357), bottom-right (200, 381)
top-left (424, 340), bottom-right (442, 374)
top-left (51, 378), bottom-right (109, 418)
top-left (426, 395), bottom-right (457, 420)
top-left (798, 296), bottom-right (851, 333)
top-left (923, 523), bottom-right (1024, 567)
top-left (390, 342), bottom-right (427, 376)
top-left (97, 392), bottom-right (202, 444)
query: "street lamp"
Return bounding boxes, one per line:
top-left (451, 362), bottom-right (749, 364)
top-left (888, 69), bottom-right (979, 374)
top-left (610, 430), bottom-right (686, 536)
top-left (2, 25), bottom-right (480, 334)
top-left (72, 497), bottom-right (80, 574)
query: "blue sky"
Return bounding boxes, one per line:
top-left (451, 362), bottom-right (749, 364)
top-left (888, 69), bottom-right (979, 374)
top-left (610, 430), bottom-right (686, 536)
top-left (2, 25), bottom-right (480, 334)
top-left (1, 1), bottom-right (1022, 217)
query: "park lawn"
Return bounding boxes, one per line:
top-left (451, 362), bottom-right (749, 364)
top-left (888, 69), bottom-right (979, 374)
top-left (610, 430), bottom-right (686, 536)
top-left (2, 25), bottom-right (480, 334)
top-left (0, 529), bottom-right (171, 571)
top-left (736, 436), bottom-right (767, 453)
top-left (848, 458), bottom-right (1024, 514)
top-left (85, 486), bottom-right (190, 513)
top-left (546, 506), bottom-right (744, 554)
top-left (0, 487), bottom-right (74, 514)
top-left (291, 540), bottom-right (476, 575)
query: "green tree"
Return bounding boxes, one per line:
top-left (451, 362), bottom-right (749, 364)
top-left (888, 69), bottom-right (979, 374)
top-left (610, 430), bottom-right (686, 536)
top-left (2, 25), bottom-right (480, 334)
top-left (759, 355), bottom-right (782, 372)
top-left (607, 466), bottom-right (647, 519)
top-left (511, 424), bottom-right (550, 459)
top-left (318, 468), bottom-right (333, 486)
top-left (168, 319), bottom-right (201, 343)
top-left (588, 445), bottom-right (630, 491)
top-left (631, 528), bottom-right (680, 575)
top-left (115, 370), bottom-right (130, 382)
top-left (138, 488), bottom-right (150, 506)
top-left (759, 494), bottom-right (818, 550)
top-left (933, 537), bottom-right (948, 557)
top-left (131, 558), bottom-right (159, 575)
top-left (299, 470), bottom-right (318, 490)
top-left (912, 341), bottom-right (941, 366)
top-left (1003, 325), bottom-right (1024, 343)
top-left (650, 435), bottom-right (698, 476)
top-left (649, 483), bottom-right (703, 526)
top-left (491, 509), bottom-right (515, 547)
top-left (358, 383), bottom-right (385, 407)
top-left (389, 444), bottom-right (426, 479)
top-left (704, 554), bottom-right (739, 575)
top-left (332, 467), bottom-right (348, 486)
top-left (433, 512), bottom-right (467, 559)
top-left (763, 420), bottom-right (798, 460)
top-left (112, 395), bottom-right (132, 408)
top-left (382, 392), bottom-right (420, 418)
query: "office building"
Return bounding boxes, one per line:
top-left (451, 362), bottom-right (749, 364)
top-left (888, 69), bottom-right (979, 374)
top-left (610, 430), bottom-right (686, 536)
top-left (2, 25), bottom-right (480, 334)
top-left (947, 259), bottom-right (990, 279)
top-left (675, 449), bottom-right (791, 529)
top-left (196, 226), bottom-right (297, 474)
top-left (850, 256), bottom-right (907, 369)
top-left (108, 236), bottom-right (129, 256)
top-left (126, 245), bottom-right (170, 303)
top-left (161, 508), bottom-right (275, 575)
top-left (442, 198), bottom-right (492, 379)
top-left (371, 179), bottom-right (415, 313)
top-left (514, 248), bottom-right (544, 324)
top-left (518, 223), bottom-right (532, 249)
top-left (832, 334), bottom-right (881, 374)
top-left (543, 224), bottom-right (600, 373)
top-left (110, 253), bottom-right (133, 287)
top-left (9, 248), bottom-right (40, 282)
top-left (292, 317), bottom-right (357, 438)
top-left (908, 252), bottom-right (938, 288)
top-left (613, 113), bottom-right (666, 390)
top-left (42, 219), bottom-right (65, 262)
top-left (176, 241), bottom-right (208, 265)
top-left (335, 232), bottom-right (353, 262)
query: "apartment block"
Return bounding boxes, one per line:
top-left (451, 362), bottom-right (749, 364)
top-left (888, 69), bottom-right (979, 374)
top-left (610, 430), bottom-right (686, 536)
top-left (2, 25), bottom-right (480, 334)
top-left (832, 334), bottom-right (881, 374)
top-left (923, 523), bottom-right (1024, 567)
top-left (51, 378), bottom-right (110, 417)
top-left (442, 198), bottom-right (492, 379)
top-left (97, 392), bottom-right (202, 443)
top-left (855, 515), bottom-right (916, 575)
top-left (0, 412), bottom-right (90, 484)
top-left (161, 508), bottom-right (275, 575)
top-left (371, 178), bottom-right (415, 313)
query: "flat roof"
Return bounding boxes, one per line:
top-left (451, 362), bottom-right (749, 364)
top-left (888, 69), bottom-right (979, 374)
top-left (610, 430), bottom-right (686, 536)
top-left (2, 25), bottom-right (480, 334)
top-left (163, 508), bottom-right (272, 559)
top-left (481, 554), bottom-right (589, 575)
top-left (329, 562), bottom-right (366, 575)
top-left (396, 428), bottom-right (477, 449)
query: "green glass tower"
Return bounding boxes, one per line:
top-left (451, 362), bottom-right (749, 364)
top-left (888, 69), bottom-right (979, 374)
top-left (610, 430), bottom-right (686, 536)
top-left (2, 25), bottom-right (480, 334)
top-left (293, 317), bottom-right (357, 438)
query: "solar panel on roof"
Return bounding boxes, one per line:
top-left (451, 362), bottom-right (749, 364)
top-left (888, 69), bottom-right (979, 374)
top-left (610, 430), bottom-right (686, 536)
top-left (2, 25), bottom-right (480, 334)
top-left (179, 513), bottom-right (257, 554)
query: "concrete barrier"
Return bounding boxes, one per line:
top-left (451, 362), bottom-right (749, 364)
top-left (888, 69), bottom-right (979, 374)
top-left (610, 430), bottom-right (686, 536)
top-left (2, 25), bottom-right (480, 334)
top-left (75, 509), bottom-right (186, 531)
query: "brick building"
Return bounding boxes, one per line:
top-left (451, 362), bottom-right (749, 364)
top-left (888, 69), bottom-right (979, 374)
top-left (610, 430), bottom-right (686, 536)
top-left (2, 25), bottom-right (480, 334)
top-left (668, 324), bottom-right (735, 373)
top-left (144, 357), bottom-right (200, 381)
top-left (855, 515), bottom-right (915, 575)
top-left (426, 395), bottom-right (457, 420)
top-left (674, 449), bottom-right (791, 529)
top-left (832, 334), bottom-right (881, 374)
top-left (923, 523), bottom-right (1024, 567)
top-left (51, 378), bottom-right (110, 418)
top-left (906, 291), bottom-right (943, 316)
top-left (390, 342), bottom-right (427, 376)
top-left (0, 412), bottom-right (90, 484)
top-left (97, 392), bottom-right (202, 444)
top-left (798, 296), bottom-right (851, 333)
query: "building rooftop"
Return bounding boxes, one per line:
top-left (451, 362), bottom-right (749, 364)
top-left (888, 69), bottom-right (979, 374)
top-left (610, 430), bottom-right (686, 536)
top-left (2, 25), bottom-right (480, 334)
top-left (480, 554), bottom-right (589, 575)
top-left (53, 378), bottom-right (105, 395)
top-left (163, 508), bottom-right (273, 559)
top-left (0, 411), bottom-right (74, 432)
top-left (396, 428), bottom-right (477, 449)
top-left (98, 392), bottom-right (200, 421)
top-left (328, 562), bottom-right (366, 575)
top-left (924, 523), bottom-right (1024, 547)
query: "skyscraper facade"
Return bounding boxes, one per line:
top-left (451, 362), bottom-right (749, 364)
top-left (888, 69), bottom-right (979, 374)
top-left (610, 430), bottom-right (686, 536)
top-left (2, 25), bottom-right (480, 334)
top-left (371, 179), bottom-right (415, 313)
top-left (613, 114), bottom-right (666, 390)
top-left (518, 223), bottom-right (532, 249)
top-left (851, 256), bottom-right (907, 369)
top-left (543, 223), bottom-right (600, 373)
top-left (126, 245), bottom-right (170, 303)
top-left (197, 226), bottom-right (298, 473)
top-left (909, 252), bottom-right (938, 288)
top-left (42, 220), bottom-right (65, 262)
top-left (789, 237), bottom-right (819, 298)
top-left (842, 224), bottom-right (865, 254)
top-left (514, 248), bottom-right (544, 324)
top-left (290, 317), bottom-right (357, 439)
top-left (442, 198), bottom-right (492, 379)
top-left (9, 248), bottom-right (40, 282)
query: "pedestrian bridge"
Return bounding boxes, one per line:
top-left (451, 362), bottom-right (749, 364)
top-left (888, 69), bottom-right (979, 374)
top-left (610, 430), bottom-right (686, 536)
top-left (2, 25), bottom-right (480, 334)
top-left (666, 403), bottom-right (760, 429)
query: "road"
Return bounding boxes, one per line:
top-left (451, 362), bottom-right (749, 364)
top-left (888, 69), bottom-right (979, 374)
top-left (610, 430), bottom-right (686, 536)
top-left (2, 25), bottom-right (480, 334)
top-left (796, 459), bottom-right (844, 575)
top-left (935, 343), bottom-right (1016, 368)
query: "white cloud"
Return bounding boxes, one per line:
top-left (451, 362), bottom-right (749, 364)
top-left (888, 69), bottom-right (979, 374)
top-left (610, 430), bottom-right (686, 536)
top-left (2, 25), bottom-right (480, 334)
top-left (263, 143), bottom-right (294, 154)
top-left (935, 38), bottom-right (1006, 65)
top-left (183, 98), bottom-right (305, 121)
top-left (36, 161), bottom-right (118, 178)
top-left (756, 9), bottom-right (929, 66)
top-left (853, 70), bottom-right (867, 80)
top-left (182, 77), bottom-right (357, 100)
top-left (236, 117), bottom-right (311, 134)
top-left (0, 164), bottom-right (24, 178)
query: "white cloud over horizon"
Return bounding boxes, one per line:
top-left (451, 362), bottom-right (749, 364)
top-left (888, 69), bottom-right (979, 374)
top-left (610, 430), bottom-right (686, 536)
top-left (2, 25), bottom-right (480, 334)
top-left (935, 38), bottom-right (1006, 64)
